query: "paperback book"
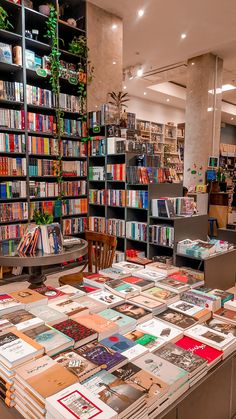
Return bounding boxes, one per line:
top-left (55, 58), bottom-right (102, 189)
top-left (185, 324), bottom-right (236, 352)
top-left (125, 330), bottom-right (166, 352)
top-left (175, 336), bottom-right (223, 368)
top-left (128, 295), bottom-right (166, 314)
top-left (78, 341), bottom-right (127, 373)
top-left (111, 302), bottom-right (152, 323)
top-left (99, 267), bottom-right (130, 280)
top-left (122, 276), bottom-right (155, 291)
top-left (52, 350), bottom-right (101, 382)
top-left (76, 313), bottom-right (118, 340)
top-left (205, 318), bottom-right (236, 337)
top-left (142, 286), bottom-right (179, 304)
top-left (29, 305), bottom-right (68, 326)
top-left (137, 318), bottom-right (183, 343)
top-left (213, 307), bottom-right (236, 324)
top-left (88, 290), bottom-right (124, 308)
top-left (49, 298), bottom-right (90, 318)
top-left (34, 285), bottom-right (65, 301)
top-left (0, 309), bottom-right (44, 332)
top-left (83, 273), bottom-right (115, 288)
top-left (112, 261), bottom-right (144, 273)
top-left (157, 308), bottom-right (198, 330)
top-left (105, 279), bottom-right (140, 299)
top-left (157, 277), bottom-right (190, 293)
top-left (55, 284), bottom-right (86, 299)
top-left (135, 269), bottom-right (166, 282)
top-left (99, 334), bottom-right (136, 353)
top-left (98, 308), bottom-right (136, 334)
top-left (10, 289), bottom-right (47, 309)
top-left (0, 294), bottom-right (24, 315)
top-left (53, 319), bottom-right (98, 348)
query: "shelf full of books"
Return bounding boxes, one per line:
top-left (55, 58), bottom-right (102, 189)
top-left (0, 0), bottom-right (88, 246)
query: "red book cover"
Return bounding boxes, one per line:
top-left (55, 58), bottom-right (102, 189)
top-left (175, 336), bottom-right (223, 365)
top-left (85, 274), bottom-right (112, 285)
top-left (169, 272), bottom-right (189, 284)
top-left (34, 285), bottom-right (65, 300)
top-left (21, 110), bottom-right (25, 129)
top-left (53, 319), bottom-right (96, 343)
top-left (9, 134), bottom-right (14, 152)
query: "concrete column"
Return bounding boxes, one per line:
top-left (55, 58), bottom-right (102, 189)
top-left (86, 2), bottom-right (123, 111)
top-left (184, 53), bottom-right (223, 189)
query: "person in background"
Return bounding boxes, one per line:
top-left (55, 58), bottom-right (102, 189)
top-left (183, 186), bottom-right (188, 197)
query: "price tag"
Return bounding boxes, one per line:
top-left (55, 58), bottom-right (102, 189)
top-left (36, 68), bottom-right (47, 78)
top-left (68, 77), bottom-right (78, 85)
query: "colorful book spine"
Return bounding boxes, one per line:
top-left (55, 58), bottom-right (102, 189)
top-left (88, 137), bottom-right (106, 156)
top-left (62, 198), bottom-right (88, 216)
top-left (27, 113), bottom-right (55, 133)
top-left (0, 224), bottom-right (25, 241)
top-left (29, 181), bottom-right (59, 198)
top-left (0, 134), bottom-right (25, 153)
top-left (61, 180), bottom-right (86, 197)
top-left (28, 136), bottom-right (59, 156)
top-left (88, 216), bottom-right (106, 233)
top-left (29, 159), bottom-right (57, 177)
top-left (149, 225), bottom-right (175, 247)
top-left (0, 158), bottom-right (26, 176)
top-left (89, 167), bottom-right (105, 181)
top-left (126, 190), bottom-right (148, 209)
top-left (0, 110), bottom-right (23, 129)
top-left (60, 140), bottom-right (87, 157)
top-left (106, 164), bottom-right (126, 181)
top-left (62, 217), bottom-right (88, 235)
top-left (0, 81), bottom-right (23, 102)
top-left (89, 189), bottom-right (106, 205)
top-left (0, 181), bottom-right (27, 198)
top-left (0, 202), bottom-right (28, 222)
top-left (62, 161), bottom-right (87, 177)
top-left (26, 85), bottom-right (52, 107)
top-left (30, 201), bottom-right (55, 218)
top-left (107, 190), bottom-right (126, 207)
top-left (126, 221), bottom-right (147, 241)
top-left (107, 219), bottom-right (125, 237)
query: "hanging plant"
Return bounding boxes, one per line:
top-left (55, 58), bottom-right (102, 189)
top-left (0, 6), bottom-right (13, 30)
top-left (68, 35), bottom-right (88, 57)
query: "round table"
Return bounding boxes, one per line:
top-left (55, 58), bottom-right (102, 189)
top-left (0, 238), bottom-right (88, 288)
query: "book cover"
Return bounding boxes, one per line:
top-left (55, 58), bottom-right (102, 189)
top-left (23, 324), bottom-right (73, 355)
top-left (53, 319), bottom-right (97, 345)
top-left (105, 279), bottom-right (139, 298)
top-left (29, 305), bottom-right (68, 325)
top-left (75, 296), bottom-right (107, 313)
top-left (137, 318), bottom-right (182, 342)
top-left (185, 324), bottom-right (235, 349)
top-left (155, 342), bottom-right (207, 374)
top-left (10, 289), bottom-right (47, 307)
top-left (135, 269), bottom-right (166, 281)
top-left (49, 298), bottom-right (89, 318)
top-left (78, 342), bottom-right (127, 371)
top-left (112, 302), bottom-right (151, 321)
top-left (224, 300), bottom-right (236, 312)
top-left (100, 334), bottom-right (136, 353)
top-left (34, 285), bottom-right (65, 300)
top-left (125, 330), bottom-right (166, 352)
top-left (175, 336), bottom-right (223, 365)
top-left (52, 350), bottom-right (101, 382)
top-left (0, 294), bottom-right (23, 314)
top-left (99, 267), bottom-right (130, 280)
top-left (209, 289), bottom-right (234, 306)
top-left (112, 261), bottom-right (144, 273)
top-left (83, 273), bottom-right (113, 287)
top-left (121, 344), bottom-right (148, 361)
top-left (83, 370), bottom-right (144, 415)
top-left (0, 319), bottom-right (15, 335)
top-left (122, 276), bottom-right (154, 290)
top-left (98, 309), bottom-right (136, 330)
top-left (55, 285), bottom-right (85, 299)
top-left (0, 331), bottom-right (43, 367)
top-left (205, 318), bottom-right (236, 337)
top-left (76, 313), bottom-right (118, 336)
top-left (15, 355), bottom-right (77, 400)
top-left (129, 295), bottom-right (166, 311)
top-left (89, 290), bottom-right (123, 307)
top-left (142, 287), bottom-right (179, 303)
top-left (46, 382), bottom-right (117, 419)
top-left (214, 308), bottom-right (236, 323)
top-left (1, 309), bottom-right (43, 331)
top-left (157, 309), bottom-right (197, 330)
top-left (169, 301), bottom-right (206, 317)
top-left (158, 277), bottom-right (189, 292)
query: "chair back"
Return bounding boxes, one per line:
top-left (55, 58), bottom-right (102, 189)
top-left (85, 231), bottom-right (117, 273)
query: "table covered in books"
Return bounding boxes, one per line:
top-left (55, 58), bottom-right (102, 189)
top-left (0, 238), bottom-right (88, 287)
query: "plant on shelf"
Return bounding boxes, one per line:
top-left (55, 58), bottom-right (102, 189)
top-left (68, 35), bottom-right (88, 57)
top-left (108, 91), bottom-right (129, 124)
top-left (33, 209), bottom-right (54, 225)
top-left (0, 6), bottom-right (13, 30)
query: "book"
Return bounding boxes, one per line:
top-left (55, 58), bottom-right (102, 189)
top-left (52, 350), bottom-right (101, 382)
top-left (76, 313), bottom-right (118, 340)
top-left (125, 330), bottom-right (166, 352)
top-left (213, 307), bottom-right (236, 324)
top-left (155, 342), bottom-right (207, 378)
top-left (224, 299), bottom-right (236, 312)
top-left (0, 309), bottom-right (44, 332)
top-left (175, 336), bottom-right (223, 368)
top-left (53, 319), bottom-right (97, 348)
top-left (122, 276), bottom-right (155, 291)
top-left (105, 279), bottom-right (140, 299)
top-left (157, 277), bottom-right (190, 293)
top-left (121, 344), bottom-right (148, 361)
top-left (205, 318), bottom-right (236, 337)
top-left (128, 295), bottom-right (166, 314)
top-left (83, 273), bottom-right (114, 289)
top-left (185, 324), bottom-right (236, 351)
top-left (55, 285), bottom-right (86, 299)
top-left (100, 333), bottom-right (136, 353)
top-left (169, 300), bottom-right (209, 318)
top-left (23, 324), bottom-right (74, 356)
top-left (83, 370), bottom-right (145, 416)
top-left (34, 285), bottom-right (65, 301)
top-left (156, 308), bottom-right (198, 330)
top-left (99, 267), bottom-right (130, 280)
top-left (141, 286), bottom-right (179, 304)
top-left (0, 320), bottom-right (15, 335)
top-left (207, 289), bottom-right (234, 307)
top-left (172, 268), bottom-right (204, 288)
top-left (98, 308), bottom-right (136, 334)
top-left (147, 262), bottom-right (179, 275)
top-left (134, 353), bottom-right (188, 394)
top-left (137, 318), bottom-right (183, 343)
top-left (29, 305), bottom-right (68, 326)
top-left (0, 330), bottom-right (44, 369)
top-left (112, 302), bottom-right (152, 323)
top-left (78, 341), bottom-right (127, 373)
top-left (74, 295), bottom-right (107, 313)
top-left (15, 355), bottom-right (78, 403)
top-left (88, 290), bottom-right (124, 308)
top-left (46, 382), bottom-right (117, 419)
top-left (40, 223), bottom-right (63, 254)
top-left (0, 294), bottom-right (24, 315)
top-left (112, 261), bottom-right (144, 273)
top-left (49, 298), bottom-right (90, 318)
top-left (181, 290), bottom-right (221, 312)
top-left (135, 269), bottom-right (166, 281)
top-left (10, 289), bottom-right (47, 309)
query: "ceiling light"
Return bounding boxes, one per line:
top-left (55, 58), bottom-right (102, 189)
top-left (143, 92), bottom-right (147, 95)
top-left (207, 107), bottom-right (213, 112)
top-left (137, 68), bottom-right (143, 77)
top-left (166, 98), bottom-right (170, 102)
top-left (231, 117), bottom-right (234, 120)
top-left (112, 61), bottom-right (116, 65)
top-left (209, 84), bottom-right (236, 94)
top-left (181, 33), bottom-right (187, 39)
top-left (138, 9), bottom-right (144, 17)
top-left (191, 62), bottom-right (195, 66)
top-left (123, 85), bottom-right (127, 90)
top-left (112, 24), bottom-right (117, 30)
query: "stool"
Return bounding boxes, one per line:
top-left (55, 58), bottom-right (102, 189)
top-left (58, 272), bottom-right (84, 287)
top-left (208, 217), bottom-right (219, 238)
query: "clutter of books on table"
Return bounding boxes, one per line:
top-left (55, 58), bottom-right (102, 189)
top-left (0, 257), bottom-right (236, 419)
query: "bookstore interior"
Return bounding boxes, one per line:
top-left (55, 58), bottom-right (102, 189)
top-left (0, 0), bottom-right (236, 418)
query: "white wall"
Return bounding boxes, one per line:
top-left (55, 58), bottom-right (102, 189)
top-left (127, 96), bottom-right (186, 124)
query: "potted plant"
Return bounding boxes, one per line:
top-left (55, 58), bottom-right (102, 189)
top-left (108, 91), bottom-right (129, 125)
top-left (0, 6), bottom-right (13, 30)
top-left (68, 36), bottom-right (88, 57)
top-left (33, 209), bottom-right (54, 225)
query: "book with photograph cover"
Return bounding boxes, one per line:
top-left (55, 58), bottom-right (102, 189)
top-left (49, 298), bottom-right (89, 318)
top-left (52, 350), bottom-right (101, 382)
top-left (129, 295), bottom-right (166, 313)
top-left (10, 289), bottom-right (47, 308)
top-left (205, 318), bottom-right (236, 337)
top-left (213, 308), bottom-right (236, 324)
top-left (98, 308), bottom-right (136, 333)
top-left (142, 287), bottom-right (179, 304)
top-left (112, 302), bottom-right (152, 323)
top-left (34, 285), bottom-right (65, 300)
top-left (0, 294), bottom-right (23, 315)
top-left (175, 336), bottom-right (223, 366)
top-left (157, 277), bottom-right (189, 293)
top-left (185, 324), bottom-right (236, 350)
top-left (122, 276), bottom-right (154, 291)
top-left (55, 285), bottom-right (86, 299)
top-left (169, 300), bottom-right (208, 318)
top-left (157, 308), bottom-right (198, 330)
top-left (105, 279), bottom-right (139, 299)
top-left (83, 273), bottom-right (115, 288)
top-left (125, 330), bottom-right (166, 352)
top-left (1, 309), bottom-right (43, 331)
top-left (88, 290), bottom-right (124, 308)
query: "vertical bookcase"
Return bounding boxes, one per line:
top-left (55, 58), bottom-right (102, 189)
top-left (0, 0), bottom-right (88, 246)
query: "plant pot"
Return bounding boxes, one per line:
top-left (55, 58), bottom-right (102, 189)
top-left (39, 5), bottom-right (50, 15)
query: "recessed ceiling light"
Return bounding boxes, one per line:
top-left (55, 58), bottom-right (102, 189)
top-left (123, 85), bottom-right (127, 90)
top-left (191, 62), bottom-right (195, 66)
top-left (138, 9), bottom-right (144, 17)
top-left (231, 117), bottom-right (234, 120)
top-left (143, 92), bottom-right (147, 95)
top-left (208, 84), bottom-right (236, 94)
top-left (137, 68), bottom-right (143, 77)
top-left (181, 33), bottom-right (187, 39)
top-left (112, 24), bottom-right (117, 30)
top-left (112, 61), bottom-right (116, 65)
top-left (207, 107), bottom-right (213, 112)
top-left (166, 98), bottom-right (170, 102)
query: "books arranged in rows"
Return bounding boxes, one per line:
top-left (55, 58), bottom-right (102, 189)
top-left (0, 157), bottom-right (26, 177)
top-left (0, 133), bottom-right (25, 154)
top-left (0, 43), bottom-right (22, 65)
top-left (127, 190), bottom-right (148, 209)
top-left (177, 238), bottom-right (234, 259)
top-left (88, 216), bottom-right (106, 233)
top-left (27, 113), bottom-right (54, 133)
top-left (0, 224), bottom-right (26, 241)
top-left (60, 140), bottom-right (87, 158)
top-left (0, 81), bottom-right (23, 102)
top-left (30, 201), bottom-right (60, 219)
top-left (89, 166), bottom-right (105, 181)
top-left (29, 158), bottom-right (57, 177)
top-left (28, 136), bottom-right (59, 156)
top-left (58, 92), bottom-right (82, 113)
top-left (60, 118), bottom-right (86, 137)
top-left (88, 137), bottom-right (106, 156)
top-left (107, 163), bottom-right (126, 181)
top-left (149, 224), bottom-right (174, 247)
top-left (0, 181), bottom-right (26, 199)
top-left (126, 221), bottom-right (147, 241)
top-left (127, 166), bottom-right (175, 185)
top-left (62, 217), bottom-right (88, 235)
top-left (26, 85), bottom-right (81, 113)
top-left (0, 202), bottom-right (28, 222)
top-left (18, 223), bottom-right (63, 255)
top-left (62, 160), bottom-right (87, 177)
top-left (107, 136), bottom-right (163, 155)
top-left (0, 109), bottom-right (23, 130)
top-left (152, 197), bottom-right (195, 218)
top-left (62, 180), bottom-right (86, 197)
top-left (29, 181), bottom-right (59, 198)
top-left (107, 218), bottom-right (125, 237)
top-left (107, 189), bottom-right (126, 206)
top-left (89, 189), bottom-right (106, 205)
top-left (62, 198), bottom-right (88, 216)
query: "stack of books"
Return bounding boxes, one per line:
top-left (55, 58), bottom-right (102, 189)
top-left (0, 202), bottom-right (28, 222)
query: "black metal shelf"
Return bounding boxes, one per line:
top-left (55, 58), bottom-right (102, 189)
top-left (0, 29), bottom-right (22, 43)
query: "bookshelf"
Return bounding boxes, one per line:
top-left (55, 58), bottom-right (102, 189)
top-left (0, 0), bottom-right (88, 248)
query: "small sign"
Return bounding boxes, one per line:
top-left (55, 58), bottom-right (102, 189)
top-left (93, 126), bottom-right (101, 133)
top-left (36, 68), bottom-right (47, 78)
top-left (68, 77), bottom-right (78, 85)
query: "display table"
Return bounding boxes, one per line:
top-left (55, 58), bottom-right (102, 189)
top-left (0, 239), bottom-right (88, 288)
top-left (218, 227), bottom-right (236, 245)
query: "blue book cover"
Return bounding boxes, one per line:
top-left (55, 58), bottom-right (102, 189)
top-left (99, 309), bottom-right (136, 329)
top-left (100, 333), bottom-right (136, 353)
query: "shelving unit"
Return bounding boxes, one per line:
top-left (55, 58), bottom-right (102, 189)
top-left (0, 0), bottom-right (88, 247)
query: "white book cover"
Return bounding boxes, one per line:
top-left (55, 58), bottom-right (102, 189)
top-left (46, 382), bottom-right (117, 419)
top-left (135, 269), bottom-right (166, 281)
top-left (169, 301), bottom-right (205, 317)
top-left (89, 290), bottom-right (124, 307)
top-left (0, 332), bottom-right (39, 365)
top-left (224, 300), bottom-right (236, 312)
top-left (185, 324), bottom-right (236, 350)
top-left (112, 261), bottom-right (144, 273)
top-left (56, 285), bottom-right (86, 299)
top-left (0, 294), bottom-right (23, 314)
top-left (137, 318), bottom-right (183, 342)
top-left (30, 305), bottom-right (68, 325)
top-left (122, 344), bottom-right (148, 361)
top-left (49, 298), bottom-right (89, 317)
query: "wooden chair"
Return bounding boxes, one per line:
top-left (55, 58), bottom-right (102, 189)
top-left (58, 231), bottom-right (117, 286)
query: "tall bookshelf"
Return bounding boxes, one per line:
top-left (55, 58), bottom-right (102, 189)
top-left (0, 0), bottom-right (88, 248)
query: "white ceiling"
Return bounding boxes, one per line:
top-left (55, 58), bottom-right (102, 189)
top-left (89, 0), bottom-right (236, 122)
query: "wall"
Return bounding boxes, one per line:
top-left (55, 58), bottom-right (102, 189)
top-left (221, 123), bottom-right (236, 145)
top-left (127, 96), bottom-right (185, 124)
